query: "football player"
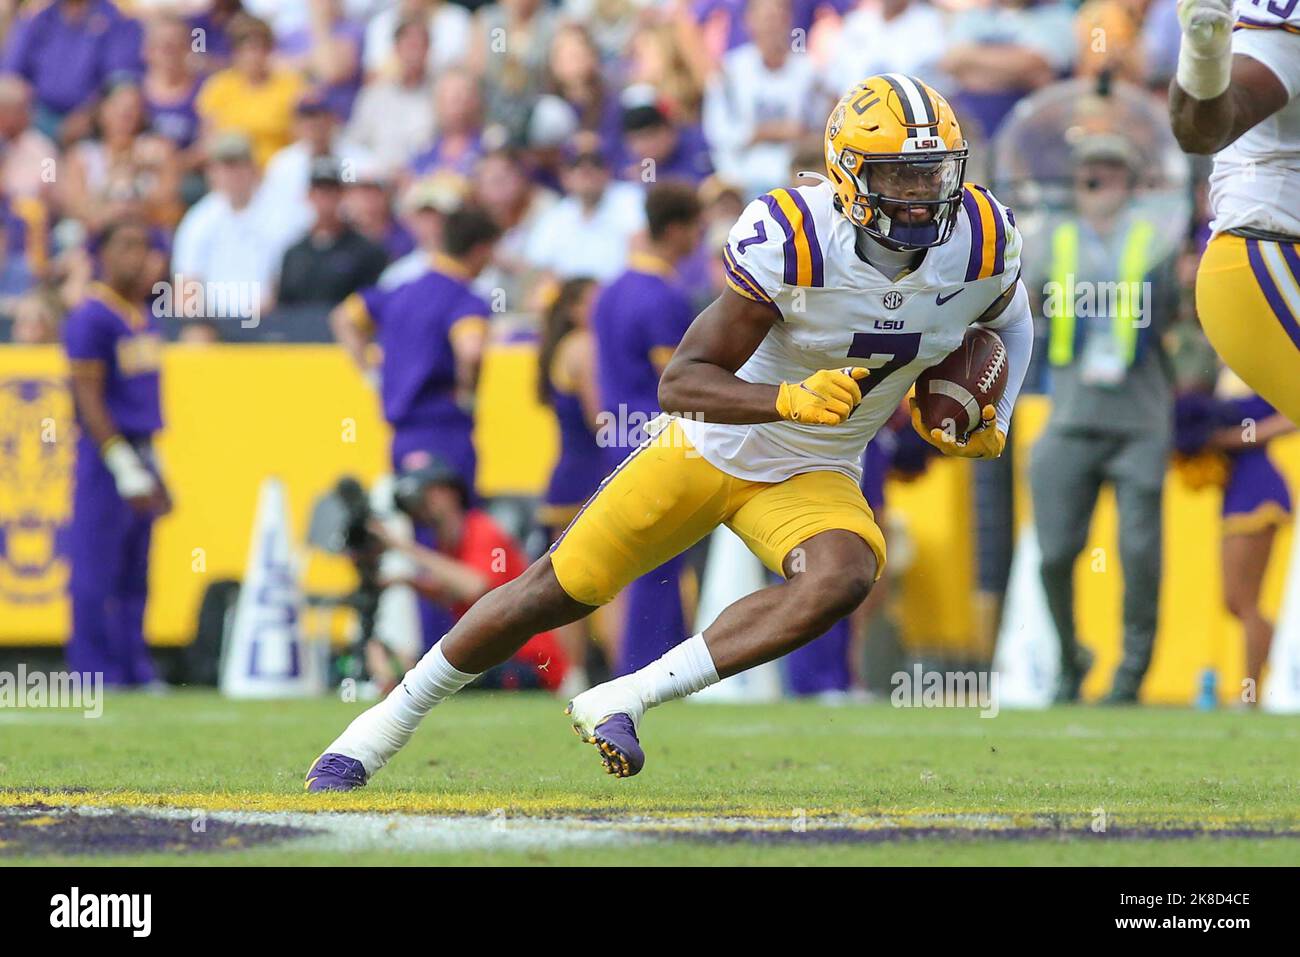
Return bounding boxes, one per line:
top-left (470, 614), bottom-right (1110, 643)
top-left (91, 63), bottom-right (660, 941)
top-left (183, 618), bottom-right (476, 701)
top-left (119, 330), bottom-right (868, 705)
top-left (306, 74), bottom-right (1033, 789)
top-left (1169, 0), bottom-right (1300, 424)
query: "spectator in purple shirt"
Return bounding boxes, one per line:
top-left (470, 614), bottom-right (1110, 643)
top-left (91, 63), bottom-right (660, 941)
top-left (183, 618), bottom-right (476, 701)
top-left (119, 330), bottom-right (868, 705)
top-left (143, 15), bottom-right (202, 154)
top-left (410, 67), bottom-right (485, 179)
top-left (618, 87), bottom-right (713, 186)
top-left (2, 0), bottom-right (144, 142)
top-left (275, 0), bottom-right (365, 121)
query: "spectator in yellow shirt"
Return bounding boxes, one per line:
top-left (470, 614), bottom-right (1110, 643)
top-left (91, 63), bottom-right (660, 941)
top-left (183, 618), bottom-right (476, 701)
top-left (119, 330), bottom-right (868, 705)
top-left (195, 13), bottom-right (304, 168)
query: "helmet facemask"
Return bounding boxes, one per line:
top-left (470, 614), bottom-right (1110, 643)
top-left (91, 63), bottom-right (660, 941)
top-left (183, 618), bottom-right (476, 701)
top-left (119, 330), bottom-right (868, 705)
top-left (834, 146), bottom-right (968, 251)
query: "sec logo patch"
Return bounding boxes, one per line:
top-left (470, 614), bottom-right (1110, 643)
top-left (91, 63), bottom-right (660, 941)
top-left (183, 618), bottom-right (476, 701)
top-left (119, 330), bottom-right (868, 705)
top-left (882, 291), bottom-right (904, 310)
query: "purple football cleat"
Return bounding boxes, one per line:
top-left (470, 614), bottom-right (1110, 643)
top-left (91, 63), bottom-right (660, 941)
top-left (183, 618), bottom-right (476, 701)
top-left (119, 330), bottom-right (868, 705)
top-left (305, 752), bottom-right (368, 792)
top-left (573, 711), bottom-right (645, 778)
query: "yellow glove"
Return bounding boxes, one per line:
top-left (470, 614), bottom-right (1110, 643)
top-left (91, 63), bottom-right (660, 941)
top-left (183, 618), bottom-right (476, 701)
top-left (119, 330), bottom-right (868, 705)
top-left (776, 367), bottom-right (870, 425)
top-left (908, 396), bottom-right (1007, 459)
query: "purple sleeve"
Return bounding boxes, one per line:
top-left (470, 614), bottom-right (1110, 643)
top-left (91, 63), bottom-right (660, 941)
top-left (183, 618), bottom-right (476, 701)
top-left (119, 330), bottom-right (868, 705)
top-left (447, 291), bottom-right (490, 326)
top-left (2, 12), bottom-right (39, 81)
top-left (645, 289), bottom-right (695, 354)
top-left (103, 13), bottom-right (145, 79)
top-left (63, 303), bottom-right (111, 363)
top-left (357, 285), bottom-right (387, 327)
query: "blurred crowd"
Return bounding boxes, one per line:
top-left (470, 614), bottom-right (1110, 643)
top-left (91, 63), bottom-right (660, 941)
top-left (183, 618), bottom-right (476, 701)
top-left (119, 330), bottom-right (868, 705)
top-left (13, 0), bottom-right (1263, 702)
top-left (0, 0), bottom-right (1192, 344)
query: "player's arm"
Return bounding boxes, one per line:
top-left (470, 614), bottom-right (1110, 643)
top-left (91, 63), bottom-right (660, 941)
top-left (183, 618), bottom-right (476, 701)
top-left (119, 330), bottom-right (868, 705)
top-left (978, 279), bottom-right (1033, 436)
top-left (67, 360), bottom-right (162, 512)
top-left (657, 287), bottom-right (867, 425)
top-left (449, 315), bottom-right (487, 412)
top-left (910, 279), bottom-right (1033, 459)
top-left (369, 520), bottom-right (491, 605)
top-left (1168, 0), bottom-right (1290, 154)
top-left (330, 294), bottom-right (375, 372)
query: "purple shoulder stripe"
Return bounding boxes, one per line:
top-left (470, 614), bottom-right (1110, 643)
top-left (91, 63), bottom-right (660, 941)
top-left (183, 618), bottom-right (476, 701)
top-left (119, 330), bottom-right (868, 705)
top-left (972, 185), bottom-right (1007, 277)
top-left (960, 187), bottom-right (984, 283)
top-left (760, 193), bottom-right (798, 286)
top-left (785, 188), bottom-right (825, 287)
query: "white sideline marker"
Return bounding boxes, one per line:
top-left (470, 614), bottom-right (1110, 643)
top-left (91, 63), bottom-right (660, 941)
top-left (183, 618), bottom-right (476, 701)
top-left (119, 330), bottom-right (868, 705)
top-left (220, 477), bottom-right (323, 698)
top-left (991, 525), bottom-right (1060, 709)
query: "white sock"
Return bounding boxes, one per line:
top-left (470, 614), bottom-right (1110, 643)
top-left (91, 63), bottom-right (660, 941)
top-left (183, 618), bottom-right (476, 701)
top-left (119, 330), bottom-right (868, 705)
top-left (329, 640), bottom-right (479, 776)
top-left (631, 634), bottom-right (719, 709)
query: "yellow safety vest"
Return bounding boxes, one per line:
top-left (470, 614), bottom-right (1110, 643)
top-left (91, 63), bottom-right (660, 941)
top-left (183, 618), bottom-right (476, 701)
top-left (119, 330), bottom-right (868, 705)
top-left (1048, 219), bottom-right (1155, 367)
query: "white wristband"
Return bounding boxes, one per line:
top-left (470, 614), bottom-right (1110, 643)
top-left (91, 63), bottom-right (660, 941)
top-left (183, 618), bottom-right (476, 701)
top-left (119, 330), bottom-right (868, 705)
top-left (102, 437), bottom-right (157, 499)
top-left (1176, 44), bottom-right (1231, 101)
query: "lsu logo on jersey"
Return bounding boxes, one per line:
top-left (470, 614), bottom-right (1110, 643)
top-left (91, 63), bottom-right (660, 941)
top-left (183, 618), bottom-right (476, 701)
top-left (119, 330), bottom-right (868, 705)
top-left (116, 332), bottom-right (163, 377)
top-left (0, 378), bottom-right (73, 604)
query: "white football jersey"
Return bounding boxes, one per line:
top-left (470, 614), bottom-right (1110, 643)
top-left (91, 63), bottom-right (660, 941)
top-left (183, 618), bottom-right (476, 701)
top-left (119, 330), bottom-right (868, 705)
top-left (676, 180), bottom-right (1021, 484)
top-left (1209, 3), bottom-right (1300, 237)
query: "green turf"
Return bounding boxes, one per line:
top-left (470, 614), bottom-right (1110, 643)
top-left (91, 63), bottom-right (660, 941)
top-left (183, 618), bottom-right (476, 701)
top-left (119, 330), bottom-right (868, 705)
top-left (2, 690), bottom-right (1297, 865)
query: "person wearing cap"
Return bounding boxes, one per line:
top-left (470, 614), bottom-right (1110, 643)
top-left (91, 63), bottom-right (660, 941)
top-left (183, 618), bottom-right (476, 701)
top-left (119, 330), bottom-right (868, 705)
top-left (344, 163), bottom-right (416, 263)
top-left (1028, 133), bottom-right (1180, 705)
top-left (523, 131), bottom-right (646, 286)
top-left (367, 455), bottom-right (568, 690)
top-left (257, 86), bottom-right (375, 247)
top-left (701, 0), bottom-right (820, 197)
top-left (345, 15), bottom-right (437, 173)
top-left (620, 87), bottom-right (713, 187)
top-left (194, 13), bottom-right (305, 168)
top-left (590, 181), bottom-right (705, 675)
top-left (377, 170), bottom-right (471, 290)
top-left (171, 130), bottom-right (296, 310)
top-left (277, 156), bottom-right (388, 307)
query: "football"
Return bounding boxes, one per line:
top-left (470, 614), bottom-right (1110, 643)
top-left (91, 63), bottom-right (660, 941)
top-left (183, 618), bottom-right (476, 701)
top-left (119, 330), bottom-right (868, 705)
top-left (914, 326), bottom-right (1009, 438)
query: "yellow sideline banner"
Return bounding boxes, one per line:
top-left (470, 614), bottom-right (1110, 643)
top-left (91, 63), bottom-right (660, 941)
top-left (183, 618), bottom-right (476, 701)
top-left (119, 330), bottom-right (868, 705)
top-left (1, 343), bottom-right (1296, 705)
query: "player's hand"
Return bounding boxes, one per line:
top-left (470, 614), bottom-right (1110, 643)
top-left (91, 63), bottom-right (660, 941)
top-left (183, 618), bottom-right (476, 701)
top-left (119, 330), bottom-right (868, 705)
top-left (776, 367), bottom-right (869, 425)
top-left (1177, 0), bottom-right (1233, 57)
top-left (909, 398), bottom-right (1006, 459)
top-left (102, 436), bottom-right (162, 510)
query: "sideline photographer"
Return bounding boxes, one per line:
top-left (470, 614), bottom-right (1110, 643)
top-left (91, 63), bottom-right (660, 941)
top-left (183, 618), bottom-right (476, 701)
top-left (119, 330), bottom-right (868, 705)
top-left (364, 455), bottom-right (568, 694)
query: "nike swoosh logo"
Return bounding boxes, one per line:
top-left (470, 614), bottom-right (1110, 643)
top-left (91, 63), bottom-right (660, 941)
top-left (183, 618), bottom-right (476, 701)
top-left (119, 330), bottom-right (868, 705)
top-left (936, 289), bottom-right (964, 305)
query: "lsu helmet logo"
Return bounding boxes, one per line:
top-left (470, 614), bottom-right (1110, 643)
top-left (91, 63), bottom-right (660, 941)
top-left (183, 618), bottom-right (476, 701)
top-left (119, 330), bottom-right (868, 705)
top-left (0, 377), bottom-right (74, 604)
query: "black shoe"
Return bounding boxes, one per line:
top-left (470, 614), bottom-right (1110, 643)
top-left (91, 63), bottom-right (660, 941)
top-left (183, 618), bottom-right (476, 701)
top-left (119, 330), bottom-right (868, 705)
top-left (1053, 646), bottom-right (1095, 704)
top-left (1100, 686), bottom-right (1140, 706)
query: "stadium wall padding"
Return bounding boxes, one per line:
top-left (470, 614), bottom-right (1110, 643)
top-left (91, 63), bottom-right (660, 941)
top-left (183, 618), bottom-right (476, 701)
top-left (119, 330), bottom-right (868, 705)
top-left (2, 343), bottom-right (1296, 705)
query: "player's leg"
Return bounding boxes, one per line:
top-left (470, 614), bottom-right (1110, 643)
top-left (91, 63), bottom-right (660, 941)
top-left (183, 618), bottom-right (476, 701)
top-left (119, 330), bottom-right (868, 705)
top-left (66, 441), bottom-right (130, 685)
top-left (1029, 429), bottom-right (1104, 702)
top-left (307, 423), bottom-right (732, 789)
top-left (1197, 235), bottom-right (1300, 426)
top-left (1104, 434), bottom-right (1166, 703)
top-left (116, 512), bottom-right (157, 687)
top-left (567, 469), bottom-right (883, 776)
top-left (1221, 525), bottom-right (1276, 705)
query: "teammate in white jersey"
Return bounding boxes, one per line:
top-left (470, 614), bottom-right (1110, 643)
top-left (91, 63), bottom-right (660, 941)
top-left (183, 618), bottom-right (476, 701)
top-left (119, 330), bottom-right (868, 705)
top-left (1170, 0), bottom-right (1300, 424)
top-left (305, 74), bottom-right (1034, 790)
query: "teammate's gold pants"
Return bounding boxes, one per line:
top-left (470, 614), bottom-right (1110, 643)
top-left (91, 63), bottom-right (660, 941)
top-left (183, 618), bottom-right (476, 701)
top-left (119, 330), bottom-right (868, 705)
top-left (1197, 233), bottom-right (1300, 425)
top-left (549, 420), bottom-right (887, 607)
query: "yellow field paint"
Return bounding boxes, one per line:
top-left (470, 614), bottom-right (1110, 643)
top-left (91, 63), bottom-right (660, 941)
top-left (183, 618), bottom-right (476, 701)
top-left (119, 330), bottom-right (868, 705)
top-left (1, 790), bottom-right (1294, 832)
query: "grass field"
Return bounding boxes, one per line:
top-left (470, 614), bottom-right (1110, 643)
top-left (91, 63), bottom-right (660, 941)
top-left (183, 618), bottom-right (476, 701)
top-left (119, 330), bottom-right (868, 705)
top-left (2, 690), bottom-right (1298, 865)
